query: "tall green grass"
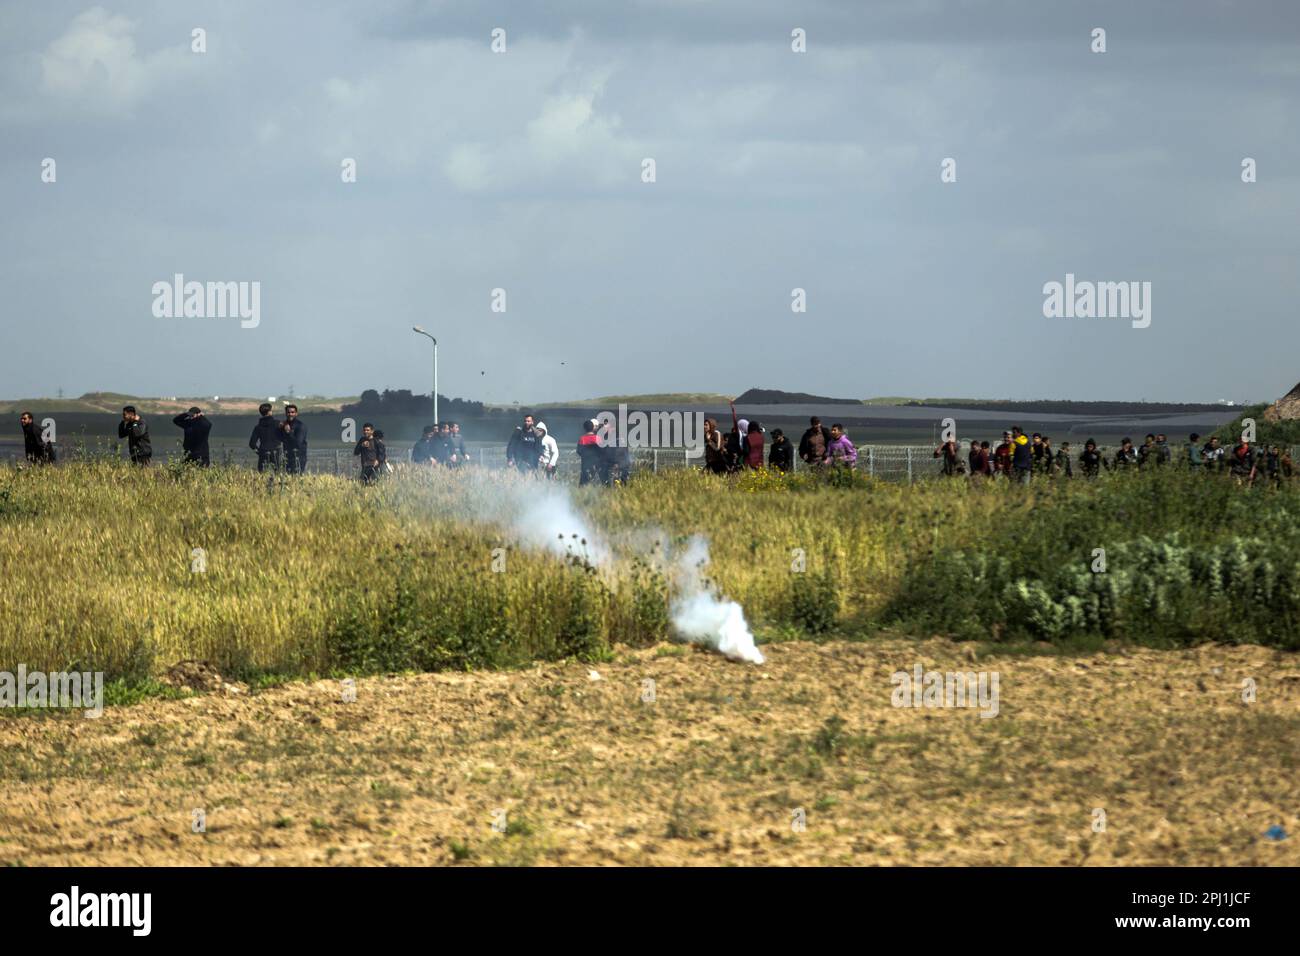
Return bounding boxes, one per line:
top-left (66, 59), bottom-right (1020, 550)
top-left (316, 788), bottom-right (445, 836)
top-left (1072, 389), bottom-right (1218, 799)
top-left (0, 461), bottom-right (1295, 683)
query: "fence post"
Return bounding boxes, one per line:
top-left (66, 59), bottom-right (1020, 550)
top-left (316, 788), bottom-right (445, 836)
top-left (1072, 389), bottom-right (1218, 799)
top-left (869, 446), bottom-right (875, 478)
top-left (653, 448), bottom-right (659, 473)
top-left (906, 447), bottom-right (913, 483)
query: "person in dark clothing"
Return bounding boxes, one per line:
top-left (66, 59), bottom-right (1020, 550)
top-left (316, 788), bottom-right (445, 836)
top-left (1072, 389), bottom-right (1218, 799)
top-left (118, 406), bottom-right (152, 465)
top-left (1078, 439), bottom-right (1102, 477)
top-left (703, 418), bottom-right (727, 474)
top-left (1229, 439), bottom-right (1257, 485)
top-left (1187, 433), bottom-right (1204, 470)
top-left (934, 438), bottom-right (961, 477)
top-left (576, 419), bottom-right (603, 485)
top-left (723, 423), bottom-right (743, 472)
top-left (768, 429), bottom-right (793, 472)
top-left (1010, 426), bottom-right (1033, 484)
top-left (280, 404), bottom-right (308, 474)
top-left (1113, 437), bottom-right (1138, 470)
top-left (967, 439), bottom-right (990, 478)
top-left (373, 430), bottom-right (389, 473)
top-left (1137, 433), bottom-right (1157, 468)
top-left (506, 415), bottom-right (543, 473)
top-left (601, 420), bottom-right (630, 484)
top-left (1154, 433), bottom-right (1171, 466)
top-left (354, 422), bottom-right (382, 484)
top-left (449, 422), bottom-right (468, 465)
top-left (1202, 435), bottom-right (1225, 472)
top-left (249, 403), bottom-right (281, 472)
top-left (1054, 441), bottom-right (1073, 478)
top-left (447, 422), bottom-right (467, 466)
top-left (1264, 445), bottom-right (1283, 486)
top-left (431, 422), bottom-right (457, 465)
top-left (171, 407), bottom-right (212, 466)
top-left (798, 416), bottom-right (831, 466)
top-left (411, 425), bottom-right (437, 465)
top-left (19, 411), bottom-right (52, 464)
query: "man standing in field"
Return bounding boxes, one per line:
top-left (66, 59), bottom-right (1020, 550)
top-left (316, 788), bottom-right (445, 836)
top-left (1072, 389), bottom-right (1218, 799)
top-left (118, 406), bottom-right (152, 465)
top-left (576, 419), bottom-right (603, 485)
top-left (1010, 426), bottom-right (1033, 484)
top-left (799, 416), bottom-right (830, 466)
top-left (280, 404), bottom-right (308, 474)
top-left (171, 407), bottom-right (212, 466)
top-left (354, 422), bottom-right (382, 484)
top-left (1079, 438), bottom-right (1103, 478)
top-left (506, 414), bottom-right (543, 474)
top-left (249, 403), bottom-right (281, 472)
top-left (431, 422), bottom-right (457, 466)
top-left (411, 424), bottom-right (437, 466)
top-left (1229, 438), bottom-right (1257, 486)
top-left (1113, 437), bottom-right (1138, 469)
top-left (449, 422), bottom-right (467, 466)
top-left (19, 411), bottom-right (52, 464)
top-left (993, 431), bottom-right (1013, 478)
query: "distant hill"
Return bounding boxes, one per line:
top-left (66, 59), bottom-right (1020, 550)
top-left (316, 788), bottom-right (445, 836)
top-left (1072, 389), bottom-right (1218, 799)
top-left (904, 398), bottom-right (1231, 415)
top-left (541, 392), bottom-right (733, 408)
top-left (733, 388), bottom-right (861, 405)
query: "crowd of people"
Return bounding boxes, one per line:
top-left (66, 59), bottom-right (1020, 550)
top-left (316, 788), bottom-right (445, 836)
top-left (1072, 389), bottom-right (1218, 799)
top-left (934, 427), bottom-right (1295, 486)
top-left (17, 404), bottom-right (1296, 489)
top-left (700, 414), bottom-right (858, 473)
top-left (498, 415), bottom-right (628, 485)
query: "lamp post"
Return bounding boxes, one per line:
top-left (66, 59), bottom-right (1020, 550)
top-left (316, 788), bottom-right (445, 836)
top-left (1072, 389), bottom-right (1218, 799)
top-left (412, 326), bottom-right (438, 424)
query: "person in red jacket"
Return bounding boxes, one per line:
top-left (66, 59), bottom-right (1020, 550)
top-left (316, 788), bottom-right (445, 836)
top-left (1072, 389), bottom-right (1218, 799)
top-left (993, 431), bottom-right (1013, 478)
top-left (744, 420), bottom-right (765, 469)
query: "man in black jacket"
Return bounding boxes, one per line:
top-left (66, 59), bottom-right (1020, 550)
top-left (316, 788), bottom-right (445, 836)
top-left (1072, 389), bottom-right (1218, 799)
top-left (19, 411), bottom-right (52, 464)
top-left (505, 415), bottom-right (543, 473)
top-left (280, 404), bottom-right (308, 474)
top-left (431, 422), bottom-right (457, 465)
top-left (118, 406), bottom-right (152, 465)
top-left (411, 425), bottom-right (437, 465)
top-left (172, 407), bottom-right (212, 466)
top-left (354, 422), bottom-right (382, 484)
top-left (249, 403), bottom-right (281, 472)
top-left (1078, 439), bottom-right (1103, 478)
top-left (768, 429), bottom-right (793, 471)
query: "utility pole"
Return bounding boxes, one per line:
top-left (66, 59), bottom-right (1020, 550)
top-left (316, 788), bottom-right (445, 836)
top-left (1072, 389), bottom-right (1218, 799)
top-left (412, 326), bottom-right (438, 424)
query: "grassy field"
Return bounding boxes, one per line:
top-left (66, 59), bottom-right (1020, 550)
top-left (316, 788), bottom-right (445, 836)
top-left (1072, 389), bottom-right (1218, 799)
top-left (2, 462), bottom-right (1297, 867)
top-left (1, 461), bottom-right (1298, 686)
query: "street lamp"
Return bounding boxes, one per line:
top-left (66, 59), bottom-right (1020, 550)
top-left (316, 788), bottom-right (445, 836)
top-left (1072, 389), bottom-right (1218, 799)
top-left (412, 326), bottom-right (438, 424)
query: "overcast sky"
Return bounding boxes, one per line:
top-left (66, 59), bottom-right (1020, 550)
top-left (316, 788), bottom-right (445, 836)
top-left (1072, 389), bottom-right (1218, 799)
top-left (2, 0), bottom-right (1298, 405)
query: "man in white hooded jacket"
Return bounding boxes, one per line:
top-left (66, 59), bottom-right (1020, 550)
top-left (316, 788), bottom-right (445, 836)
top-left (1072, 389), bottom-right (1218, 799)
top-left (535, 421), bottom-right (560, 479)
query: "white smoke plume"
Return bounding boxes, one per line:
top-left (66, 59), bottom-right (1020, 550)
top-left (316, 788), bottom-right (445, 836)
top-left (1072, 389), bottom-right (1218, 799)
top-left (451, 471), bottom-right (761, 663)
top-left (669, 536), bottom-right (765, 664)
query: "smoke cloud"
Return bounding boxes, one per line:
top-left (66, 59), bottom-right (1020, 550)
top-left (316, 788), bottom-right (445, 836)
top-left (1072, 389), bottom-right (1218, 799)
top-left (454, 472), bottom-right (762, 663)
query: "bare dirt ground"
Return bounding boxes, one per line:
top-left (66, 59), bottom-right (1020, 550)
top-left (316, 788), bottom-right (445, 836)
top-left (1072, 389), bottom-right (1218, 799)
top-left (1, 639), bottom-right (1296, 866)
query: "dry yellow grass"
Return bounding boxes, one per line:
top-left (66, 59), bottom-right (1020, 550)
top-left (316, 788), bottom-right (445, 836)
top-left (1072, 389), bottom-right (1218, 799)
top-left (1, 639), bottom-right (1295, 866)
